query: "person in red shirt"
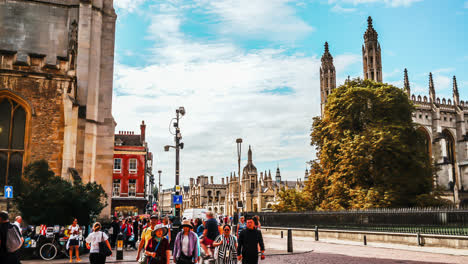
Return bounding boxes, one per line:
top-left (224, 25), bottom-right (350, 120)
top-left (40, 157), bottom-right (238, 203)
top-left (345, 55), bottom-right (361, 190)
top-left (120, 218), bottom-right (133, 250)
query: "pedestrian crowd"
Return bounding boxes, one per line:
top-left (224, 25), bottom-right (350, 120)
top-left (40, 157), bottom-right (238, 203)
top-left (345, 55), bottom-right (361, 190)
top-left (0, 211), bottom-right (265, 264)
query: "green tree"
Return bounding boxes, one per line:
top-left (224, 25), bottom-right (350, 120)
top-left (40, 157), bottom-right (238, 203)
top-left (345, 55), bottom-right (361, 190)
top-left (14, 160), bottom-right (108, 225)
top-left (304, 79), bottom-right (439, 210)
top-left (272, 188), bottom-right (309, 212)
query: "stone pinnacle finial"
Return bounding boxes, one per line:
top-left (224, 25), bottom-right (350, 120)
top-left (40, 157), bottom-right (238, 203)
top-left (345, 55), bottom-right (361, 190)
top-left (453, 75), bottom-right (460, 105)
top-left (324, 42), bottom-right (329, 53)
top-left (368, 16), bottom-right (373, 28)
top-left (404, 68), bottom-right (410, 97)
top-left (429, 72), bottom-right (436, 103)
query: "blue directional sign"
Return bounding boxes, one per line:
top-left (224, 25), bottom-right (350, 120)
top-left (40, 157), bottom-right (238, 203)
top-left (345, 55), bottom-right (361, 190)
top-left (173, 195), bottom-right (183, 205)
top-left (4, 186), bottom-right (13, 198)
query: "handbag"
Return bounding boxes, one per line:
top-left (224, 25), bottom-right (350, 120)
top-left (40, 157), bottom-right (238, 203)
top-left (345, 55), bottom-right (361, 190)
top-left (99, 232), bottom-right (112, 257)
top-left (147, 239), bottom-right (162, 264)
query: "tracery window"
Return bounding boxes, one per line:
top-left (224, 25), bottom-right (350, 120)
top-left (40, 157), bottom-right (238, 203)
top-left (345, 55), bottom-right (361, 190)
top-left (0, 97), bottom-right (26, 195)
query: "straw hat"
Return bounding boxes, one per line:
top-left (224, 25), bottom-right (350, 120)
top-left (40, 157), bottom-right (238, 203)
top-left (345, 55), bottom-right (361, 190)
top-left (151, 224), bottom-right (168, 237)
top-left (180, 220), bottom-right (193, 229)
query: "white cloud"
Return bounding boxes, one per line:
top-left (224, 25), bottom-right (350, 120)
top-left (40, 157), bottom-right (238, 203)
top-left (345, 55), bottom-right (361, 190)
top-left (199, 0), bottom-right (314, 41)
top-left (331, 4), bottom-right (358, 13)
top-left (114, 0), bottom-right (146, 13)
top-left (112, 2), bottom-right (360, 186)
top-left (328, 0), bottom-right (422, 7)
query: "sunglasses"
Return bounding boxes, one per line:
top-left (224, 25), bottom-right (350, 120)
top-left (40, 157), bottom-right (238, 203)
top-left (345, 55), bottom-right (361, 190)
top-left (224, 229), bottom-right (230, 231)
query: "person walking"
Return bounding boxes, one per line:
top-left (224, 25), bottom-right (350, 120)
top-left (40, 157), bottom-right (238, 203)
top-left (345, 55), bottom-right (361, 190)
top-left (173, 220), bottom-right (199, 264)
top-left (195, 219), bottom-right (204, 237)
top-left (237, 218), bottom-right (265, 264)
top-left (110, 217), bottom-right (120, 248)
top-left (213, 224), bottom-right (237, 264)
top-left (120, 218), bottom-right (133, 250)
top-left (201, 211), bottom-right (219, 259)
top-left (236, 216), bottom-right (246, 238)
top-left (85, 222), bottom-right (112, 264)
top-left (144, 224), bottom-right (170, 264)
top-left (0, 211), bottom-right (23, 264)
top-left (68, 218), bottom-right (82, 262)
top-left (13, 216), bottom-right (22, 233)
top-left (136, 215), bottom-right (158, 262)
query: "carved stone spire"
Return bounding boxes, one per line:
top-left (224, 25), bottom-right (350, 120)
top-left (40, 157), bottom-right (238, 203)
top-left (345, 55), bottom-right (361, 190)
top-left (362, 16), bottom-right (382, 82)
top-left (248, 145), bottom-right (252, 164)
top-left (429, 72), bottom-right (436, 103)
top-left (453, 76), bottom-right (459, 106)
top-left (404, 68), bottom-right (410, 97)
top-left (320, 42), bottom-right (336, 116)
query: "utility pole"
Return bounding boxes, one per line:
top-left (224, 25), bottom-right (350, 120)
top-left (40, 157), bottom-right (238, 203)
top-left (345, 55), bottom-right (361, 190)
top-left (165, 107), bottom-right (185, 219)
top-left (158, 170), bottom-right (162, 217)
top-left (236, 138), bottom-right (242, 219)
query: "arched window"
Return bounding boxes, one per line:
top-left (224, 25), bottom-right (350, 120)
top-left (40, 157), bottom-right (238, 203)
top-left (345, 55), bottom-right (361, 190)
top-left (0, 97), bottom-right (27, 194)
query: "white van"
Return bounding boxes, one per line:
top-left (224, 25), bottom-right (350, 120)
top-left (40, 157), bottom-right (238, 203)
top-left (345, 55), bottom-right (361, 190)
top-left (182, 208), bottom-right (207, 220)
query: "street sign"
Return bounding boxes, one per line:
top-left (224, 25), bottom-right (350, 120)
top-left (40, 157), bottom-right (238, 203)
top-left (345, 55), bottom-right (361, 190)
top-left (153, 203), bottom-right (157, 212)
top-left (173, 195), bottom-right (183, 204)
top-left (175, 185), bottom-right (181, 192)
top-left (4, 186), bottom-right (13, 198)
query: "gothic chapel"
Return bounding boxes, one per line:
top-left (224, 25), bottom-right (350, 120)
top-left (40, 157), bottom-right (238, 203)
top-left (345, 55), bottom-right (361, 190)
top-left (320, 17), bottom-right (468, 206)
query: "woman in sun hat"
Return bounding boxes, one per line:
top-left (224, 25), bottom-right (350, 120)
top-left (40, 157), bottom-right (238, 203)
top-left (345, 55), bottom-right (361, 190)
top-left (144, 224), bottom-right (170, 264)
top-left (173, 220), bottom-right (200, 264)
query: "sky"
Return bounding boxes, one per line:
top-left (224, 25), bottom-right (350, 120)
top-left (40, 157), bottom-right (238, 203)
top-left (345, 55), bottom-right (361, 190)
top-left (112, 0), bottom-right (468, 188)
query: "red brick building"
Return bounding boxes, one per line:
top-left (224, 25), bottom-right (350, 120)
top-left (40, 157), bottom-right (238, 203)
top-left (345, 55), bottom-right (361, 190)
top-left (111, 121), bottom-right (153, 216)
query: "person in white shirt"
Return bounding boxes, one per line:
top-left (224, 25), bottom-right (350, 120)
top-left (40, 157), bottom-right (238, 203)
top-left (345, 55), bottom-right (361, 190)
top-left (68, 218), bottom-right (82, 262)
top-left (13, 216), bottom-right (22, 232)
top-left (85, 222), bottom-right (112, 264)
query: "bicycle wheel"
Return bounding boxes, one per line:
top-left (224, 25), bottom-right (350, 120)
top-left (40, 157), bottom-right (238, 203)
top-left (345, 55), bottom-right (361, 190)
top-left (39, 242), bottom-right (58, 260)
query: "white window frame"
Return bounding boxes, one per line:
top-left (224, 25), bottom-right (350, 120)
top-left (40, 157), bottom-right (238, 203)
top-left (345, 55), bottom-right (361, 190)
top-left (129, 159), bottom-right (137, 173)
top-left (112, 180), bottom-right (121, 197)
top-left (113, 158), bottom-right (122, 173)
top-left (128, 179), bottom-right (137, 197)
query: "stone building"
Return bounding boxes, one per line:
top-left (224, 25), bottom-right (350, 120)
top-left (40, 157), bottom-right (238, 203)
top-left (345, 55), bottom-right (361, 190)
top-left (183, 146), bottom-right (305, 215)
top-left (0, 0), bottom-right (117, 216)
top-left (320, 16), bottom-right (468, 205)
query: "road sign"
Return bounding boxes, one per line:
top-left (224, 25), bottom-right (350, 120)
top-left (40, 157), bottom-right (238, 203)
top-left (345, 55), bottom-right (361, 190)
top-left (175, 185), bottom-right (181, 192)
top-left (4, 186), bottom-right (12, 198)
top-left (173, 195), bottom-right (183, 204)
top-left (153, 203), bottom-right (157, 212)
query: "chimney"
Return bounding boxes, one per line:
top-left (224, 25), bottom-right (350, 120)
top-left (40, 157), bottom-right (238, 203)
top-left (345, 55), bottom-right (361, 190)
top-left (140, 121), bottom-right (146, 143)
top-left (211, 176), bottom-right (214, 184)
top-left (222, 178), bottom-right (225, 184)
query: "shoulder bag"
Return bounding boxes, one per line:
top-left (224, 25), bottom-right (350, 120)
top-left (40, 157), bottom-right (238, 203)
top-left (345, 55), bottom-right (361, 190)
top-left (99, 232), bottom-right (112, 257)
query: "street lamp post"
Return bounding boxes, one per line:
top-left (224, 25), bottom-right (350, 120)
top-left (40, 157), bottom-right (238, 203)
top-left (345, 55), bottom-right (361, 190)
top-left (164, 106), bottom-right (185, 219)
top-left (158, 170), bottom-right (162, 217)
top-left (236, 138), bottom-right (242, 218)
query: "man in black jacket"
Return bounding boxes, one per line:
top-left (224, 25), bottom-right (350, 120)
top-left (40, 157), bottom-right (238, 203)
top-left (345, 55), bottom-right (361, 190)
top-left (0, 211), bottom-right (22, 264)
top-left (237, 217), bottom-right (265, 264)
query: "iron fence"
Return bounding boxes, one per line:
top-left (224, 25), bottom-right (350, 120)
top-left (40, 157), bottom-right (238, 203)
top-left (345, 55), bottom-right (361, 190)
top-left (245, 208), bottom-right (468, 236)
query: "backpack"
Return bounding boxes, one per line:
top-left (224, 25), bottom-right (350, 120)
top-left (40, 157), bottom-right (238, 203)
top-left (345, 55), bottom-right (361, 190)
top-left (6, 224), bottom-right (22, 253)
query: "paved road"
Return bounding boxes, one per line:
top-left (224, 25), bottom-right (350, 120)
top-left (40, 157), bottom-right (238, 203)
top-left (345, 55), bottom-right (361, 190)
top-left (22, 235), bottom-right (468, 264)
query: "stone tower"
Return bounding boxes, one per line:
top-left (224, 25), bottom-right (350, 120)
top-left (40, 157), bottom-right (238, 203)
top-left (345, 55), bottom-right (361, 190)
top-left (362, 16), bottom-right (382, 82)
top-left (0, 0), bottom-right (117, 217)
top-left (275, 166), bottom-right (281, 183)
top-left (320, 42), bottom-right (336, 116)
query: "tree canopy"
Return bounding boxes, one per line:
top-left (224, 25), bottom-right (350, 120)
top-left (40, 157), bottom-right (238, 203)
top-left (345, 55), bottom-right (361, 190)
top-left (275, 79), bottom-right (448, 211)
top-left (14, 160), bottom-right (108, 225)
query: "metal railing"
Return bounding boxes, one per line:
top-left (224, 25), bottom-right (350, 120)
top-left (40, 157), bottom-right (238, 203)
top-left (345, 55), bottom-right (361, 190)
top-left (245, 208), bottom-right (468, 236)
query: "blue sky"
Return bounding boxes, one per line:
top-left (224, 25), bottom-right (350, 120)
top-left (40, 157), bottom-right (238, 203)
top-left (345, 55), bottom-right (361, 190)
top-left (112, 0), bottom-right (468, 187)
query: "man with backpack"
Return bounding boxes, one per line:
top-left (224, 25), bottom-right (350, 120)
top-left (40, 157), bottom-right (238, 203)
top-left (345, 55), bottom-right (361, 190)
top-left (0, 211), bottom-right (23, 264)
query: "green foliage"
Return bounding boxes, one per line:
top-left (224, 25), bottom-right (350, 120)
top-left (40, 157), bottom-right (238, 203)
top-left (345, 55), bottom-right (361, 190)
top-left (14, 160), bottom-right (108, 225)
top-left (153, 186), bottom-right (159, 201)
top-left (272, 188), bottom-right (309, 212)
top-left (275, 79), bottom-right (447, 211)
top-left (306, 79), bottom-right (437, 209)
